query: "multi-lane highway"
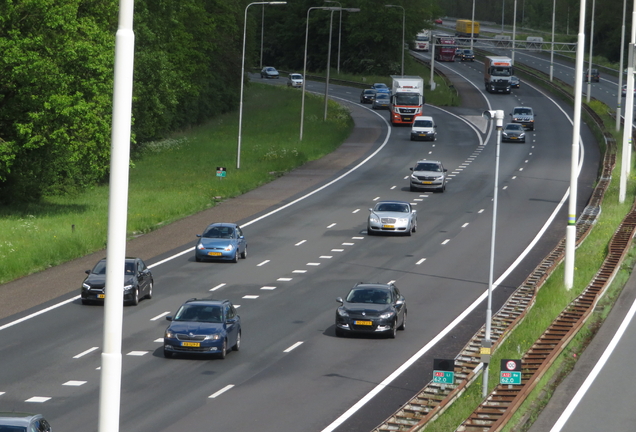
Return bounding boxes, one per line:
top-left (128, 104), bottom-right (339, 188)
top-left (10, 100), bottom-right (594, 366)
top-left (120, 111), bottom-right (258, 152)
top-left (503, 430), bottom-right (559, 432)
top-left (0, 56), bottom-right (599, 432)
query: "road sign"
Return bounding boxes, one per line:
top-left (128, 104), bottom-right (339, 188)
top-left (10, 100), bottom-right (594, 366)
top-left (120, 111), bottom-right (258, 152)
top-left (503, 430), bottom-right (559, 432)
top-left (500, 359), bottom-right (522, 385)
top-left (433, 370), bottom-right (455, 384)
top-left (216, 167), bottom-right (226, 178)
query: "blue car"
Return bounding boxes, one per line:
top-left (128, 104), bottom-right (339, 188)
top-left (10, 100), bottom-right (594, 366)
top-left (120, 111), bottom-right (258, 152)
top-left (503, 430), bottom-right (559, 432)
top-left (164, 298), bottom-right (241, 359)
top-left (194, 223), bottom-right (247, 262)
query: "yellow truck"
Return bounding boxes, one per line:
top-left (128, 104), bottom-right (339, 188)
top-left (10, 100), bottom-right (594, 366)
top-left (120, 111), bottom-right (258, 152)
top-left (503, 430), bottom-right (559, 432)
top-left (455, 19), bottom-right (480, 38)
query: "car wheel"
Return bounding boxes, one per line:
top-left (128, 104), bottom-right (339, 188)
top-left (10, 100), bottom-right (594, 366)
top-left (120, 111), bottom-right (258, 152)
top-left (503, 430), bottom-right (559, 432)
top-left (440, 183), bottom-right (446, 193)
top-left (195, 255), bottom-right (201, 262)
top-left (163, 349), bottom-right (173, 358)
top-left (412, 221), bottom-right (417, 233)
top-left (231, 250), bottom-right (239, 263)
top-left (388, 322), bottom-right (397, 339)
top-left (218, 339), bottom-right (227, 359)
top-left (81, 299), bottom-right (90, 305)
top-left (130, 288), bottom-right (139, 306)
top-left (335, 327), bottom-right (345, 337)
top-left (233, 331), bottom-right (241, 351)
top-left (399, 311), bottom-right (407, 330)
top-left (146, 281), bottom-right (153, 299)
top-left (406, 224), bottom-right (412, 236)
top-left (240, 246), bottom-right (247, 259)
top-left (367, 225), bottom-right (375, 236)
top-left (410, 185), bottom-right (417, 192)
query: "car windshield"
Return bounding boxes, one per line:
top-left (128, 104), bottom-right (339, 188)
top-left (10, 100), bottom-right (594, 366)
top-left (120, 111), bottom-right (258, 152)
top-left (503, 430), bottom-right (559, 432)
top-left (202, 226), bottom-right (234, 239)
top-left (514, 108), bottom-right (532, 115)
top-left (413, 120), bottom-right (433, 127)
top-left (505, 124), bottom-right (523, 131)
top-left (0, 427), bottom-right (27, 432)
top-left (374, 83), bottom-right (387, 88)
top-left (416, 35), bottom-right (429, 41)
top-left (375, 203), bottom-right (409, 213)
top-left (174, 304), bottom-right (223, 323)
top-left (463, 50), bottom-right (473, 54)
top-left (290, 74), bottom-right (302, 80)
top-left (415, 163), bottom-right (441, 172)
top-left (394, 94), bottom-right (420, 105)
top-left (364, 89), bottom-right (375, 95)
top-left (266, 67), bottom-right (276, 72)
top-left (346, 288), bottom-right (391, 304)
top-left (91, 260), bottom-right (134, 275)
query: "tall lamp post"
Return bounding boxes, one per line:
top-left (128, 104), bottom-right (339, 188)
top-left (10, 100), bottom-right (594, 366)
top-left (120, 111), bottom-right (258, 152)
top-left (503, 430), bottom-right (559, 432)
top-left (470, 0), bottom-right (476, 50)
top-left (260, 6), bottom-right (265, 69)
top-left (324, 0), bottom-right (342, 74)
top-left (549, 0), bottom-right (555, 81)
top-left (619, 0), bottom-right (636, 202)
top-left (238, 1), bottom-right (287, 169)
top-left (480, 109), bottom-right (504, 398)
top-left (616, 0), bottom-right (627, 132)
top-left (586, 0), bottom-right (596, 103)
top-left (385, 4), bottom-right (405, 76)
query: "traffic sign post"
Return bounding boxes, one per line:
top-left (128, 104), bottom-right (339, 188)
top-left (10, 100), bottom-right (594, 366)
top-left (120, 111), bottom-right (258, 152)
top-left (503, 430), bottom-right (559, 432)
top-left (500, 359), bottom-right (522, 386)
top-left (216, 167), bottom-right (227, 179)
top-left (433, 358), bottom-right (455, 390)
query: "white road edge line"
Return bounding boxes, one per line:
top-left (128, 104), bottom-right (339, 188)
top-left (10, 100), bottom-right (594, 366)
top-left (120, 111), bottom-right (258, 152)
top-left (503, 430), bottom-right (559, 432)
top-left (150, 312), bottom-right (170, 321)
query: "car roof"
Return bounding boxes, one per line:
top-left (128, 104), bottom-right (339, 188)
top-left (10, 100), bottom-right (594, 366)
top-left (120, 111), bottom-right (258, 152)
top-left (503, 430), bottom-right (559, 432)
top-left (414, 115), bottom-right (434, 121)
top-left (0, 412), bottom-right (42, 426)
top-left (183, 298), bottom-right (230, 306)
top-left (415, 159), bottom-right (442, 164)
top-left (375, 200), bottom-right (410, 205)
top-left (206, 222), bottom-right (237, 228)
top-left (351, 282), bottom-right (392, 290)
top-left (513, 106), bottom-right (532, 110)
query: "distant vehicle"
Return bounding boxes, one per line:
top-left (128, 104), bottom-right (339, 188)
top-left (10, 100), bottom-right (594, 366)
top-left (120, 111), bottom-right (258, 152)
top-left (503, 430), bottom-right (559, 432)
top-left (360, 88), bottom-right (376, 104)
top-left (410, 115), bottom-right (437, 141)
top-left (260, 66), bottom-right (279, 79)
top-left (510, 75), bottom-right (520, 88)
top-left (195, 223), bottom-right (247, 263)
top-left (585, 68), bottom-right (600, 82)
top-left (484, 56), bottom-right (513, 93)
top-left (502, 123), bottom-right (526, 143)
top-left (372, 83), bottom-right (390, 93)
top-left (0, 412), bottom-right (52, 432)
top-left (163, 298), bottom-right (241, 359)
top-left (389, 75), bottom-right (425, 125)
top-left (335, 282), bottom-right (407, 338)
top-left (81, 257), bottom-right (153, 306)
top-left (409, 159), bottom-right (447, 192)
top-left (414, 30), bottom-right (431, 51)
top-left (287, 73), bottom-right (303, 88)
top-left (455, 19), bottom-right (480, 38)
top-left (367, 200), bottom-right (417, 236)
top-left (434, 18), bottom-right (443, 24)
top-left (434, 35), bottom-right (456, 62)
top-left (372, 93), bottom-right (391, 110)
top-left (454, 48), bottom-right (463, 60)
top-left (510, 106), bottom-right (535, 131)
top-left (621, 84), bottom-right (636, 97)
top-left (460, 49), bottom-right (475, 61)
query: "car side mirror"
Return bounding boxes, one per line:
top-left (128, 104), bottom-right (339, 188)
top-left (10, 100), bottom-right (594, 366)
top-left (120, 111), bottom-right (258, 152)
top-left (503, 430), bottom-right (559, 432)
top-left (410, 167), bottom-right (414, 171)
top-left (509, 113), bottom-right (512, 116)
top-left (411, 209), bottom-right (417, 214)
top-left (166, 316), bottom-right (173, 321)
top-left (336, 297), bottom-right (344, 305)
top-left (196, 234), bottom-right (202, 238)
top-left (369, 208), bottom-right (373, 212)
top-left (444, 168), bottom-right (448, 172)
top-left (85, 270), bottom-right (90, 274)
top-left (396, 298), bottom-right (405, 305)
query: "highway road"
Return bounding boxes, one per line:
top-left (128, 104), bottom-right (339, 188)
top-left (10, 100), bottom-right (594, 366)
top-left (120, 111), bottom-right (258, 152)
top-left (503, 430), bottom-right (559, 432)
top-left (0, 61), bottom-right (599, 432)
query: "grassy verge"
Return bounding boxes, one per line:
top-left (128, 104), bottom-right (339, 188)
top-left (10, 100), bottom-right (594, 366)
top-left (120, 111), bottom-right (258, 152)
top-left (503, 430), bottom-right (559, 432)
top-left (0, 83), bottom-right (353, 284)
top-left (421, 98), bottom-right (636, 431)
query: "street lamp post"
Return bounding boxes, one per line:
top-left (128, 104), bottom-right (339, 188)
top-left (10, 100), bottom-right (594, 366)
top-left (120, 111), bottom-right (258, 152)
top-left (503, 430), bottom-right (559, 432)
top-left (385, 5), bottom-right (405, 76)
top-left (512, 0), bottom-right (517, 64)
top-left (324, 0), bottom-right (342, 74)
top-left (549, 0), bottom-right (555, 81)
top-left (616, 0), bottom-right (627, 132)
top-left (481, 109), bottom-right (504, 398)
top-left (238, 1), bottom-right (286, 169)
top-left (586, 0), bottom-right (596, 103)
top-left (470, 0), bottom-right (476, 51)
top-left (260, 5), bottom-right (265, 69)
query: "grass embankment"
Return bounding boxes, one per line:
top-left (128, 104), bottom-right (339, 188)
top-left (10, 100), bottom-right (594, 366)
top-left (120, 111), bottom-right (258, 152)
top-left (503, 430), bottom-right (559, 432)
top-left (0, 84), bottom-right (353, 284)
top-left (421, 103), bottom-right (636, 431)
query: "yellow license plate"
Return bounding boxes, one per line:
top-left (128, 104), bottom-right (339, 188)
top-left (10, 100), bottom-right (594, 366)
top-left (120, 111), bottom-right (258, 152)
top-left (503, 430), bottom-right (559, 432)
top-left (181, 342), bottom-right (200, 347)
top-left (208, 252), bottom-right (222, 256)
top-left (383, 224), bottom-right (394, 228)
top-left (97, 294), bottom-right (105, 299)
top-left (422, 181), bottom-right (432, 184)
top-left (355, 320), bottom-right (373, 326)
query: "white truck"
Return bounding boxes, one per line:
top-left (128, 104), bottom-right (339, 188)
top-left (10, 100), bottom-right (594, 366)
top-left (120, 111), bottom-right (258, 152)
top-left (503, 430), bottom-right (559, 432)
top-left (484, 56), bottom-right (513, 94)
top-left (390, 76), bottom-right (425, 126)
top-left (414, 30), bottom-right (430, 51)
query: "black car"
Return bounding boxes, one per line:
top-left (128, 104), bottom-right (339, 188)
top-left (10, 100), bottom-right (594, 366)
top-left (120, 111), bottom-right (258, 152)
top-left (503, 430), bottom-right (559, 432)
top-left (81, 257), bottom-right (153, 305)
top-left (335, 283), bottom-right (406, 338)
top-left (360, 88), bottom-right (376, 104)
top-left (0, 412), bottom-right (51, 432)
top-left (502, 123), bottom-right (526, 143)
top-left (585, 68), bottom-right (600, 82)
top-left (510, 75), bottom-right (520, 88)
top-left (163, 298), bottom-right (241, 359)
top-left (460, 49), bottom-right (475, 61)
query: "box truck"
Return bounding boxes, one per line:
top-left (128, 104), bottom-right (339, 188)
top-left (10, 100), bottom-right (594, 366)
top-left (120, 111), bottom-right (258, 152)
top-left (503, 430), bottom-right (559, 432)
top-left (389, 76), bottom-right (424, 126)
top-left (414, 30), bottom-right (431, 51)
top-left (455, 19), bottom-right (480, 38)
top-left (484, 56), bottom-right (513, 93)
top-left (434, 35), bottom-right (456, 62)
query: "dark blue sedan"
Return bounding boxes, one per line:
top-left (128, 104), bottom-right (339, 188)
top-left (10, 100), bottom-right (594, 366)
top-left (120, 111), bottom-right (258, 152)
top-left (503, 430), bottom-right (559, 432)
top-left (164, 298), bottom-right (241, 359)
top-left (194, 223), bottom-right (247, 262)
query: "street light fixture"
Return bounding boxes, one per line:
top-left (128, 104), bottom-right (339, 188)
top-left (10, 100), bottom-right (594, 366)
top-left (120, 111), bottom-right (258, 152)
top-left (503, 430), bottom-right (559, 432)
top-left (586, 0), bottom-right (596, 103)
top-left (480, 109), bottom-right (504, 398)
top-left (385, 4), bottom-right (405, 76)
top-left (324, 0), bottom-right (342, 74)
top-left (238, 1), bottom-right (287, 169)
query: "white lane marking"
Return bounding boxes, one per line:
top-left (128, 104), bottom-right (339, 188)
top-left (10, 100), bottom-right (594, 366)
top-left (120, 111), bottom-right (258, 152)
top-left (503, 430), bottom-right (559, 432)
top-left (331, 249), bottom-right (344, 252)
top-left (0, 296), bottom-right (79, 331)
top-left (295, 240), bottom-right (307, 246)
top-left (320, 256), bottom-right (333, 259)
top-left (63, 381), bottom-right (86, 386)
top-left (503, 186), bottom-right (508, 190)
top-left (512, 176), bottom-right (517, 179)
top-left (210, 283), bottom-right (226, 292)
top-left (373, 197), bottom-right (380, 201)
top-left (0, 392), bottom-right (5, 396)
top-left (242, 295), bottom-right (259, 299)
top-left (525, 160), bottom-right (529, 163)
top-left (411, 202), bottom-right (418, 205)
top-left (293, 270), bottom-right (307, 273)
top-left (352, 209), bottom-right (360, 213)
top-left (261, 286), bottom-right (276, 290)
top-left (478, 209), bottom-right (485, 213)
top-left (352, 236), bottom-right (364, 240)
top-left (73, 347), bottom-right (99, 359)
top-left (462, 223), bottom-right (469, 228)
top-left (327, 223), bottom-right (337, 228)
top-left (257, 260), bottom-right (270, 267)
top-left (403, 176), bottom-right (409, 180)
top-left (416, 258), bottom-right (426, 265)
top-left (414, 198), bottom-right (423, 201)
top-left (154, 338), bottom-right (163, 343)
top-left (151, 312), bottom-right (171, 321)
top-left (284, 341), bottom-right (304, 353)
top-left (307, 262), bottom-right (320, 266)
top-left (209, 384), bottom-right (235, 399)
top-left (441, 239), bottom-right (450, 245)
top-left (127, 351), bottom-right (148, 356)
top-left (387, 280), bottom-right (396, 284)
top-left (519, 167), bottom-right (524, 171)
top-left (277, 277), bottom-right (292, 281)
top-left (390, 186), bottom-right (396, 189)
top-left (342, 242), bottom-right (354, 246)
top-left (25, 397), bottom-right (51, 403)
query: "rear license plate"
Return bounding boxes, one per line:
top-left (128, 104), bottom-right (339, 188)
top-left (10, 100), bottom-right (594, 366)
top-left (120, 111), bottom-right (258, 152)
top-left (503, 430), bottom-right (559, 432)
top-left (97, 294), bottom-right (105, 299)
top-left (181, 342), bottom-right (200, 347)
top-left (422, 181), bottom-right (432, 184)
top-left (419, 133), bottom-right (427, 136)
top-left (355, 320), bottom-right (373, 326)
top-left (383, 224), bottom-right (394, 228)
top-left (208, 252), bottom-right (222, 256)
top-left (403, 117), bottom-right (412, 121)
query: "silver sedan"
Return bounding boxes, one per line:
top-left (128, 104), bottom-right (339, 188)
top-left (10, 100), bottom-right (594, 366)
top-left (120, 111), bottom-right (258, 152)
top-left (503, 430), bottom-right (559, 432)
top-left (367, 201), bottom-right (417, 236)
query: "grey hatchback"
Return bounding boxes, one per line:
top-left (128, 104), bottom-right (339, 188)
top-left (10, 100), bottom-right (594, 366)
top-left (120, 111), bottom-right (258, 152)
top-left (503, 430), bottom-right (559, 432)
top-left (409, 160), bottom-right (447, 192)
top-left (0, 412), bottom-right (52, 432)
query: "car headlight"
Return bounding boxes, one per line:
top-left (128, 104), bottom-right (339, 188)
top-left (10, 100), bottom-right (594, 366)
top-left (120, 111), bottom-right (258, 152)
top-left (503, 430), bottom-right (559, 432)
top-left (519, 133), bottom-right (526, 138)
top-left (82, 283), bottom-right (91, 290)
top-left (337, 308), bottom-right (349, 317)
top-left (379, 311), bottom-right (395, 319)
top-left (397, 218), bottom-right (409, 224)
top-left (369, 215), bottom-right (380, 223)
top-left (165, 330), bottom-right (175, 338)
top-left (502, 132), bottom-right (509, 138)
top-left (197, 243), bottom-right (205, 250)
top-left (410, 174), bottom-right (418, 180)
top-left (205, 334), bottom-right (221, 340)
top-left (224, 244), bottom-right (235, 252)
top-left (124, 285), bottom-right (133, 291)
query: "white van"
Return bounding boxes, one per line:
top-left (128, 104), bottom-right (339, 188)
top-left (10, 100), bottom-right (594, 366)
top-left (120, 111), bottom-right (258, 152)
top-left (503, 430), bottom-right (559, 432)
top-left (410, 115), bottom-right (437, 141)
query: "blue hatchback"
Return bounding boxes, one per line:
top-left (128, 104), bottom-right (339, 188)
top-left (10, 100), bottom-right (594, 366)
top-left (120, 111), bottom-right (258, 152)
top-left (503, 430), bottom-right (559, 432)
top-left (164, 298), bottom-right (241, 359)
top-left (194, 223), bottom-right (247, 262)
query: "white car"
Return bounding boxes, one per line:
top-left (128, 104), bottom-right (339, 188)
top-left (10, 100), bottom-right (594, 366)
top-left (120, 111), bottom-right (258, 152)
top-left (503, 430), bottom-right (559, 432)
top-left (409, 159), bottom-right (447, 192)
top-left (287, 73), bottom-right (303, 88)
top-left (367, 200), bottom-right (417, 236)
top-left (410, 115), bottom-right (437, 141)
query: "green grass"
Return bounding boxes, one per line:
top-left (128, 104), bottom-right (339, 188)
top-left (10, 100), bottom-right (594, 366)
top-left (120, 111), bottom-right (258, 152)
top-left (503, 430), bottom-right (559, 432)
top-left (420, 101), bottom-right (636, 431)
top-left (0, 83), bottom-right (353, 284)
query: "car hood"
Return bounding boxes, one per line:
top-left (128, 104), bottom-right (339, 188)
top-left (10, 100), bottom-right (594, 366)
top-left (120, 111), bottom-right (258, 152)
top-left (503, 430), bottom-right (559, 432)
top-left (371, 211), bottom-right (412, 219)
top-left (199, 238), bottom-right (235, 248)
top-left (168, 321), bottom-right (225, 335)
top-left (412, 126), bottom-right (435, 133)
top-left (412, 169), bottom-right (443, 177)
top-left (344, 303), bottom-right (392, 315)
top-left (84, 274), bottom-right (135, 288)
top-left (504, 129), bottom-right (524, 135)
